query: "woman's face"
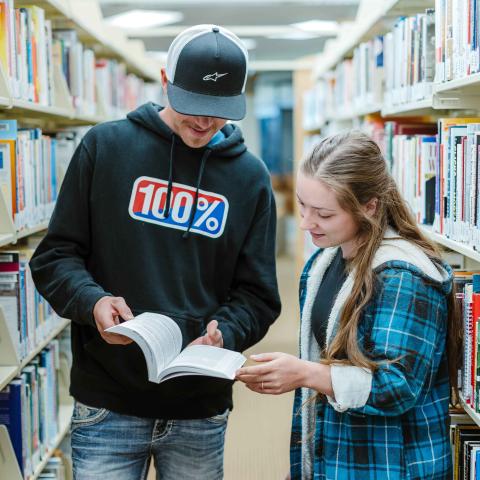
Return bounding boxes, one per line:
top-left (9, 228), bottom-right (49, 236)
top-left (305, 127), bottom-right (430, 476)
top-left (296, 171), bottom-right (361, 258)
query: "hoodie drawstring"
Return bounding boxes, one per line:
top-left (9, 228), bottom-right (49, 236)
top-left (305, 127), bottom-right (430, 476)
top-left (183, 148), bottom-right (211, 239)
top-left (163, 134), bottom-right (176, 218)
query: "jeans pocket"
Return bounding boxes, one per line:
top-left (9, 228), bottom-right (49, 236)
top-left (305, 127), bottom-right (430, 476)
top-left (71, 401), bottom-right (110, 432)
top-left (205, 408), bottom-right (230, 425)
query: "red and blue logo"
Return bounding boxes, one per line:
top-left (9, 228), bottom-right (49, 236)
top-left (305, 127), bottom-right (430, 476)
top-left (128, 176), bottom-right (229, 238)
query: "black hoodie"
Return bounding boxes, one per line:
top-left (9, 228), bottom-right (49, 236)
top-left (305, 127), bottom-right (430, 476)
top-left (29, 103), bottom-right (281, 419)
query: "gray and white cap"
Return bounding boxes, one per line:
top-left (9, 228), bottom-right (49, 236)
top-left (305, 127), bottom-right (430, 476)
top-left (166, 24), bottom-right (248, 121)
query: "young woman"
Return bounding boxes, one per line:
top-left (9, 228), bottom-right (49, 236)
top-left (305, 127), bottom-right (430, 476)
top-left (236, 131), bottom-right (462, 480)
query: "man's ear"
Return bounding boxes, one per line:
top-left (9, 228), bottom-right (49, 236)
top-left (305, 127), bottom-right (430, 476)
top-left (364, 197), bottom-right (378, 217)
top-left (160, 68), bottom-right (168, 92)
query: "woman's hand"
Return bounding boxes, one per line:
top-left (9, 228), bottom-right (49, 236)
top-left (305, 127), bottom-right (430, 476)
top-left (235, 352), bottom-right (309, 395)
top-left (236, 352), bottom-right (334, 396)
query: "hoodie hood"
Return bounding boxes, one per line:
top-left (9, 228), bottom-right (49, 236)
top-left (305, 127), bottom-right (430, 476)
top-left (373, 227), bottom-right (453, 295)
top-left (126, 102), bottom-right (247, 158)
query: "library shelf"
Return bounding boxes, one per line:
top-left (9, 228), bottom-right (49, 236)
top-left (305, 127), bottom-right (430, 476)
top-left (17, 223), bottom-right (50, 240)
top-left (0, 97), bottom-right (10, 108)
top-left (314, 0), bottom-right (435, 78)
top-left (459, 394), bottom-right (480, 428)
top-left (419, 226), bottom-right (480, 264)
top-left (434, 73), bottom-right (480, 95)
top-left (0, 233), bottom-right (18, 248)
top-left (8, 100), bottom-right (74, 121)
top-left (31, 402), bottom-right (74, 480)
top-left (0, 318), bottom-right (70, 391)
top-left (382, 97), bottom-right (434, 116)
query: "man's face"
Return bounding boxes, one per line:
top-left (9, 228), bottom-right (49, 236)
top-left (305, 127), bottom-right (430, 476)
top-left (160, 68), bottom-right (227, 148)
top-left (163, 108), bottom-right (227, 148)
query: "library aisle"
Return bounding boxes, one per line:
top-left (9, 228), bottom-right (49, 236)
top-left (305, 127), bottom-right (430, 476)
top-left (223, 255), bottom-right (297, 480)
top-left (145, 255), bottom-right (297, 480)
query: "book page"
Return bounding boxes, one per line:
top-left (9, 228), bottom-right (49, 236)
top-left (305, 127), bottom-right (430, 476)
top-left (106, 313), bottom-right (182, 381)
top-left (158, 345), bottom-right (246, 382)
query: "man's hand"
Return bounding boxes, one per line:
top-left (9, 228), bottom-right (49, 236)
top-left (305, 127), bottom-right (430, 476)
top-left (189, 320), bottom-right (223, 348)
top-left (93, 296), bottom-right (134, 345)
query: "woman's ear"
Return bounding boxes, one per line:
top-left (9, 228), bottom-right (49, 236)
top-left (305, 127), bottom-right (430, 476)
top-left (364, 197), bottom-right (378, 217)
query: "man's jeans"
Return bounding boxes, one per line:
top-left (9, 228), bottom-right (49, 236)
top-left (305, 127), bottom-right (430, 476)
top-left (71, 400), bottom-right (229, 479)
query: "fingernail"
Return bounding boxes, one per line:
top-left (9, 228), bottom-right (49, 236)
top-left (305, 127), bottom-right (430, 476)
top-left (251, 354), bottom-right (260, 359)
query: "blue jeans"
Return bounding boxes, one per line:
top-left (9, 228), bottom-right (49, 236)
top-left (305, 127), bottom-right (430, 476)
top-left (71, 400), bottom-right (229, 480)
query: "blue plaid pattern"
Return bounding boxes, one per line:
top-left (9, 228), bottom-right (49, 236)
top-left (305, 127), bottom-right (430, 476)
top-left (290, 251), bottom-right (453, 480)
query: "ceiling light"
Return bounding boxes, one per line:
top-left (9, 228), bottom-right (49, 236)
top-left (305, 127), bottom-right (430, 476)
top-left (292, 20), bottom-right (339, 34)
top-left (105, 10), bottom-right (183, 29)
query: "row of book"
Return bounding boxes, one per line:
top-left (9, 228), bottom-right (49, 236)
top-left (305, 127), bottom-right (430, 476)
top-left (0, 2), bottom-right (162, 117)
top-left (434, 118), bottom-right (480, 247)
top-left (450, 413), bottom-right (480, 480)
top-left (384, 10), bottom-right (435, 108)
top-left (0, 340), bottom-right (61, 479)
top-left (0, 120), bottom-right (83, 233)
top-left (458, 271), bottom-right (480, 411)
top-left (435, 0), bottom-right (480, 83)
top-left (347, 116), bottom-right (480, 252)
top-left (301, 8), bottom-right (436, 127)
top-left (0, 243), bottom-right (63, 361)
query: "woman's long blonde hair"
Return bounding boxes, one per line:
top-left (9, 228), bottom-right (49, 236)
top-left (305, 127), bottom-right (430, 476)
top-left (301, 131), bottom-right (462, 400)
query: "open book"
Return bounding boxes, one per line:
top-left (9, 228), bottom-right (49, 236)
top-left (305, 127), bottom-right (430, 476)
top-left (105, 312), bottom-right (246, 383)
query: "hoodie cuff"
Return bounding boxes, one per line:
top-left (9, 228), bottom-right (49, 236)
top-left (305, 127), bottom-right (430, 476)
top-left (326, 365), bottom-right (372, 412)
top-left (75, 287), bottom-right (112, 327)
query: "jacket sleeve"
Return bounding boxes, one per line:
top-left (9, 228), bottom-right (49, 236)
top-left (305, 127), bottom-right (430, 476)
top-left (208, 191), bottom-right (281, 352)
top-left (29, 140), bottom-right (111, 326)
top-left (327, 269), bottom-right (448, 416)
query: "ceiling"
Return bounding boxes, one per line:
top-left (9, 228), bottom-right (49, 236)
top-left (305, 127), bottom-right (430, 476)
top-left (98, 0), bottom-right (360, 69)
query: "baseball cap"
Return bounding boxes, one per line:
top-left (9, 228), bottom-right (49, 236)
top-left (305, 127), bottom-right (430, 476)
top-left (166, 25), bottom-right (248, 121)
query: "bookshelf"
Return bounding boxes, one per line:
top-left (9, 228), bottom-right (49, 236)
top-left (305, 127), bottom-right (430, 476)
top-left (0, 402), bottom-right (73, 480)
top-left (313, 0), bottom-right (435, 79)
top-left (295, 0), bottom-right (480, 441)
top-left (0, 1), bottom-right (163, 478)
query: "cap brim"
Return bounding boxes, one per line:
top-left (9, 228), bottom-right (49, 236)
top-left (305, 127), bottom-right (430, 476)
top-left (167, 82), bottom-right (246, 121)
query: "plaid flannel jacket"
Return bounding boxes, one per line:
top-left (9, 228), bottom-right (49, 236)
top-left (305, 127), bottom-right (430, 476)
top-left (290, 246), bottom-right (453, 480)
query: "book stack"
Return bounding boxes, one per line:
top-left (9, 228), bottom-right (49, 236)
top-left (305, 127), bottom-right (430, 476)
top-left (351, 36), bottom-right (384, 111)
top-left (458, 273), bottom-right (480, 411)
top-left (450, 421), bottom-right (480, 480)
top-left (0, 2), bottom-right (55, 106)
top-left (0, 340), bottom-right (61, 479)
top-left (435, 0), bottom-right (480, 83)
top-left (0, 119), bottom-right (79, 233)
top-left (434, 118), bottom-right (480, 248)
top-left (0, 248), bottom-right (60, 361)
top-left (383, 9), bottom-right (436, 109)
top-left (383, 121), bottom-right (437, 225)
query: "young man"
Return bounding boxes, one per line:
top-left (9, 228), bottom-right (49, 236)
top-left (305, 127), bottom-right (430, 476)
top-left (30, 25), bottom-right (280, 479)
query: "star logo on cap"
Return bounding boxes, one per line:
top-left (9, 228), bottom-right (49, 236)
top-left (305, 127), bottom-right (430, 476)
top-left (203, 72), bottom-right (229, 82)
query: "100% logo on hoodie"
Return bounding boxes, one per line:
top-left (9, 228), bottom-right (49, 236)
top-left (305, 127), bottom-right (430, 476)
top-left (128, 176), bottom-right (229, 238)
